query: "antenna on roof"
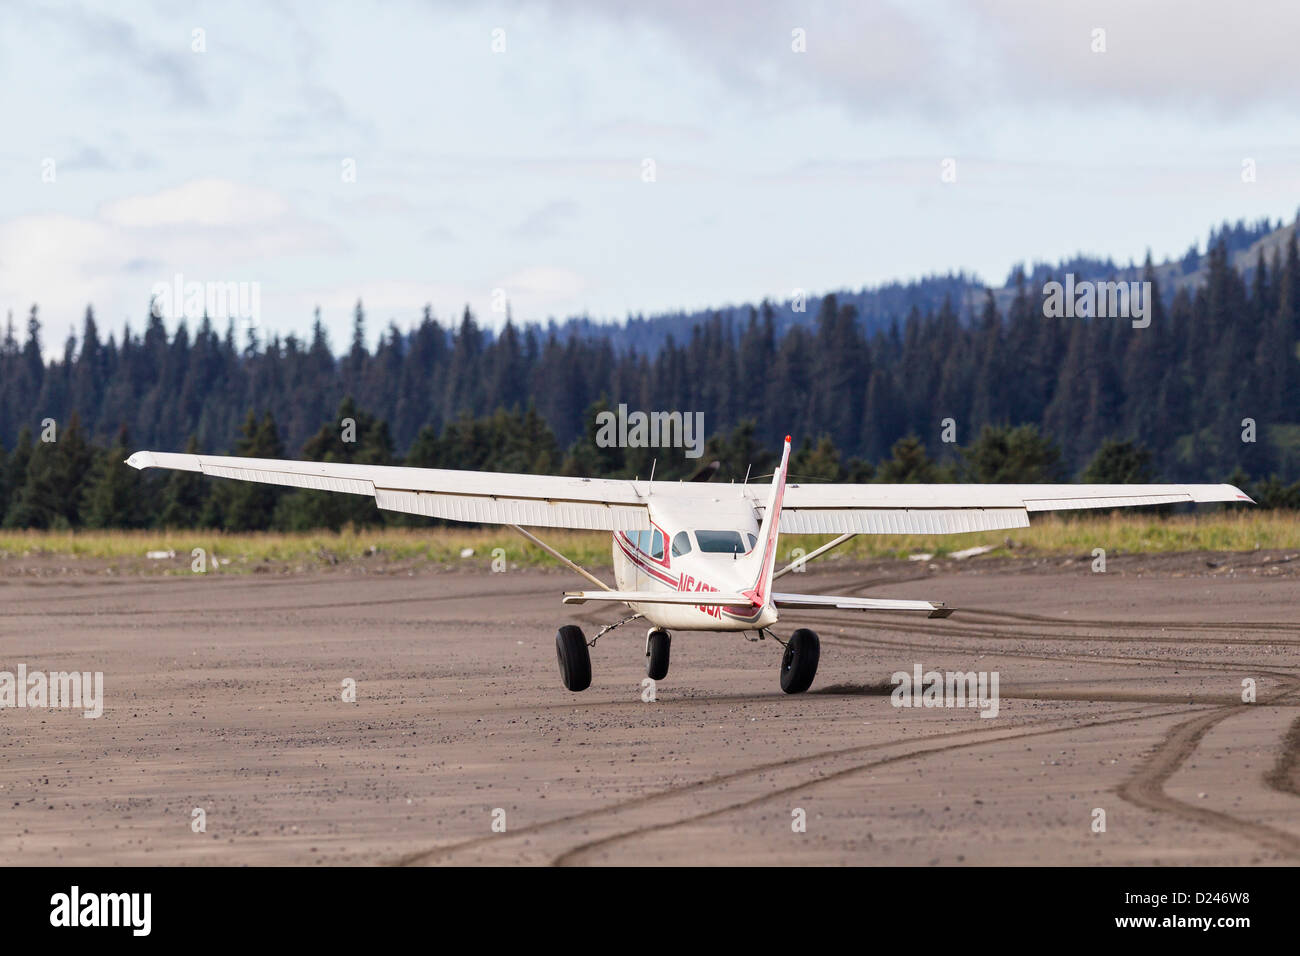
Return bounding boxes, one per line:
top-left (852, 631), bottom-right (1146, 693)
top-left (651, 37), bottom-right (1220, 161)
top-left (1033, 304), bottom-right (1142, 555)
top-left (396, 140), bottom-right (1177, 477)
top-left (743, 464), bottom-right (752, 485)
top-left (648, 458), bottom-right (656, 492)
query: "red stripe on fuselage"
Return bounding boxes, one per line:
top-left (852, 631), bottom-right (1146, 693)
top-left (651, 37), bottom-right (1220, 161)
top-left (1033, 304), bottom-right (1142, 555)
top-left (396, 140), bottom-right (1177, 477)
top-left (615, 534), bottom-right (680, 589)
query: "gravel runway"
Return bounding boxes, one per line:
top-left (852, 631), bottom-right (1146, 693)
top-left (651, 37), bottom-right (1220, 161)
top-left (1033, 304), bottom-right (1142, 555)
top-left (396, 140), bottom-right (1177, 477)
top-left (2, 555), bottom-right (1297, 866)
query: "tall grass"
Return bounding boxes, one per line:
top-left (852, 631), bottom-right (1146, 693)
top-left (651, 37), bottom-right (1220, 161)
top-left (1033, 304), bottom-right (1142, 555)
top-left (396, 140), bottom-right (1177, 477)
top-left (0, 511), bottom-right (1294, 572)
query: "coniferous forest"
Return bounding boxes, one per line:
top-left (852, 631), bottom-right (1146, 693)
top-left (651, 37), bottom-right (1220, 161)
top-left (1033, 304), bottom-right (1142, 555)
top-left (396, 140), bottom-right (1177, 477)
top-left (1, 232), bottom-right (1298, 531)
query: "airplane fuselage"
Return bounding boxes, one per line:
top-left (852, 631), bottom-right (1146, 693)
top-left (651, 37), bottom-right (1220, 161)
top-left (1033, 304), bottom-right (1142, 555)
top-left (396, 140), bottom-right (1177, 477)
top-left (610, 496), bottom-right (778, 632)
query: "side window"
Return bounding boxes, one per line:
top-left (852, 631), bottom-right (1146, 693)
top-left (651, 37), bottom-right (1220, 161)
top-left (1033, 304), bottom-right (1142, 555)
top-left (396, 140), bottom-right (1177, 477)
top-left (746, 533), bottom-right (757, 552)
top-left (671, 531), bottom-right (692, 557)
top-left (636, 530), bottom-right (651, 552)
top-left (650, 530), bottom-right (664, 560)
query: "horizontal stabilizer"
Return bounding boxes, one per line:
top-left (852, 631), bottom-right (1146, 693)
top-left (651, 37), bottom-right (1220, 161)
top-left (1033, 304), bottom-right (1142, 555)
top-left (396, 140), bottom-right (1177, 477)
top-left (563, 590), bottom-right (753, 607)
top-left (772, 592), bottom-right (954, 618)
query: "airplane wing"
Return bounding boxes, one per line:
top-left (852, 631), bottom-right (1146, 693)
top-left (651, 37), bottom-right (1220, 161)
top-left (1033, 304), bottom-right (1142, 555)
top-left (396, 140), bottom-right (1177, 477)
top-left (127, 451), bottom-right (1252, 536)
top-left (125, 450), bottom-right (653, 531)
top-left (758, 482), bottom-right (1252, 534)
top-left (772, 592), bottom-right (953, 618)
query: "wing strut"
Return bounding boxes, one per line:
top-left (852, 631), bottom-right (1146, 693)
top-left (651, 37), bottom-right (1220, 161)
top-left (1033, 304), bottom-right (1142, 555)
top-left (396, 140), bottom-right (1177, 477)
top-left (508, 524), bottom-right (613, 592)
top-left (771, 531), bottom-right (857, 581)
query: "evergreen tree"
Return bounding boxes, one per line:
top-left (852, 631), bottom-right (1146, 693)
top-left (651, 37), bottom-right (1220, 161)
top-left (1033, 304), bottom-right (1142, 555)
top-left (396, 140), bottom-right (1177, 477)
top-left (790, 435), bottom-right (843, 482)
top-left (1080, 439), bottom-right (1156, 484)
top-left (876, 435), bottom-right (950, 483)
top-left (961, 424), bottom-right (1064, 483)
top-left (5, 414), bottom-right (94, 528)
top-left (276, 397), bottom-right (394, 530)
top-left (1, 428), bottom-right (32, 526)
top-left (157, 435), bottom-right (208, 528)
top-left (81, 425), bottom-right (148, 528)
top-left (204, 411), bottom-right (284, 531)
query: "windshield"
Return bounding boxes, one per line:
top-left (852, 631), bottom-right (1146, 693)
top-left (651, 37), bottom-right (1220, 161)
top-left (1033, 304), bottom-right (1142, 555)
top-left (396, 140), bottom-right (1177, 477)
top-left (695, 530), bottom-right (751, 554)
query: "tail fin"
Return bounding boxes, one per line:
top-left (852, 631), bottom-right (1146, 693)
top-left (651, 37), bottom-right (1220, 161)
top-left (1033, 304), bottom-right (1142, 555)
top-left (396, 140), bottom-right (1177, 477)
top-left (742, 435), bottom-right (791, 608)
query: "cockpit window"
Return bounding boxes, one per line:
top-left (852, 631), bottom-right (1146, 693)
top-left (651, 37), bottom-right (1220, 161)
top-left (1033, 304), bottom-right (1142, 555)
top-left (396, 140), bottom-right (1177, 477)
top-left (631, 529), bottom-right (665, 560)
top-left (671, 531), bottom-right (692, 557)
top-left (695, 530), bottom-right (750, 554)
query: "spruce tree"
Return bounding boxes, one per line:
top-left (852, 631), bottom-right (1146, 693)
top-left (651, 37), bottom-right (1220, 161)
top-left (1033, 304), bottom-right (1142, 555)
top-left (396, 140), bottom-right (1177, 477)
top-left (1080, 439), bottom-right (1155, 484)
top-left (1, 428), bottom-right (33, 527)
top-left (6, 414), bottom-right (93, 528)
top-left (207, 411), bottom-right (284, 531)
top-left (961, 424), bottom-right (1064, 483)
top-left (157, 435), bottom-right (208, 528)
top-left (81, 426), bottom-right (147, 528)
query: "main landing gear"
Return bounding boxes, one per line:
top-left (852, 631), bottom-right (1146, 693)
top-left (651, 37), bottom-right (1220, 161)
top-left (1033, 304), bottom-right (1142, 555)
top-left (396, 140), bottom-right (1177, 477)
top-left (553, 623), bottom-right (673, 691)
top-left (555, 625), bottom-right (592, 692)
top-left (646, 628), bottom-right (671, 680)
top-left (555, 621), bottom-right (819, 694)
top-left (777, 627), bottom-right (820, 694)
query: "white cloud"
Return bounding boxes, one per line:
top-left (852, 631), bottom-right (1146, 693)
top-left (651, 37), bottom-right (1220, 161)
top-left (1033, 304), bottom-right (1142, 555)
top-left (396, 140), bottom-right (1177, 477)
top-left (101, 179), bottom-right (291, 229)
top-left (511, 200), bottom-right (580, 239)
top-left (0, 179), bottom-right (344, 346)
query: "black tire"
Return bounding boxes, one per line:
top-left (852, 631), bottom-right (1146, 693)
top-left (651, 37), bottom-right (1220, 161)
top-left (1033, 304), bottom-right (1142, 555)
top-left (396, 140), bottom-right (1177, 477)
top-left (780, 628), bottom-right (820, 694)
top-left (646, 629), bottom-right (671, 680)
top-left (556, 625), bottom-right (592, 692)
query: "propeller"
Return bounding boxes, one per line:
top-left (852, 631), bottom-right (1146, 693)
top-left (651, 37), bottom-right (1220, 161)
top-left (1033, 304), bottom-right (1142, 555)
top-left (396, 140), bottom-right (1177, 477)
top-left (687, 459), bottom-right (720, 482)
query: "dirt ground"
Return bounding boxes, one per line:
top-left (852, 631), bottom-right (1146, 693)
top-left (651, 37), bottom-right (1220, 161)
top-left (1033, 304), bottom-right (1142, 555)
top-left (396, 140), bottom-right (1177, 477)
top-left (1, 552), bottom-right (1298, 866)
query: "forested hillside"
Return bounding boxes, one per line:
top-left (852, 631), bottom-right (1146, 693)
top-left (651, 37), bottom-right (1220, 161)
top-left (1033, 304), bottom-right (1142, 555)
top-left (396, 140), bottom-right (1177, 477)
top-left (1, 224), bottom-right (1297, 530)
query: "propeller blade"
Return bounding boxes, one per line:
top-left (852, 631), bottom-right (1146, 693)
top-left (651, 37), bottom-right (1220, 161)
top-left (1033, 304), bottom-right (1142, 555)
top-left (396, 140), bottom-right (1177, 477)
top-left (688, 460), bottom-right (720, 482)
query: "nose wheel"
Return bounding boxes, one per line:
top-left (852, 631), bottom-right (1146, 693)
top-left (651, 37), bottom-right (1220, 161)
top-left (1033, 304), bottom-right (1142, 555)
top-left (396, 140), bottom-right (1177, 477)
top-left (779, 628), bottom-right (820, 694)
top-left (646, 628), bottom-right (671, 680)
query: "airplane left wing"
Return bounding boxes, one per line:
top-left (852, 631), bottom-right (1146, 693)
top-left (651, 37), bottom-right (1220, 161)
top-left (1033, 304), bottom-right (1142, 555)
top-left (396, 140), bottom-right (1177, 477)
top-left (758, 482), bottom-right (1252, 534)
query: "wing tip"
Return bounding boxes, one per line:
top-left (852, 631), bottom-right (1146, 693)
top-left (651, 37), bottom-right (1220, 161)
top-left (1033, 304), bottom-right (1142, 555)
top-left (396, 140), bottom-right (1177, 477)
top-left (125, 451), bottom-right (153, 471)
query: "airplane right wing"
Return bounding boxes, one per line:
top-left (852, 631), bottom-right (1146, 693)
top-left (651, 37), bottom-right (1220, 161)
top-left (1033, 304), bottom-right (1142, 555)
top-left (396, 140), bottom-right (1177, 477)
top-left (126, 451), bottom-right (655, 531)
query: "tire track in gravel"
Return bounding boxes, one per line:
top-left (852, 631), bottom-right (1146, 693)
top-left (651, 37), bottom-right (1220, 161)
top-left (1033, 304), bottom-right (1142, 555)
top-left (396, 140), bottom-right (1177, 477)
top-left (1265, 715), bottom-right (1300, 798)
top-left (806, 618), bottom-right (1300, 682)
top-left (810, 613), bottom-right (1298, 648)
top-left (1116, 685), bottom-right (1300, 860)
top-left (0, 585), bottom-right (556, 618)
top-left (957, 606), bottom-right (1300, 635)
top-left (549, 706), bottom-right (1189, 866)
top-left (395, 706), bottom-right (1182, 866)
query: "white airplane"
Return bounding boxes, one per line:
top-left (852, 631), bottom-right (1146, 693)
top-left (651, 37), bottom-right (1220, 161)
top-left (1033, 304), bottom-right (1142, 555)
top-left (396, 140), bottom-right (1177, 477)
top-left (127, 437), bottom-right (1251, 694)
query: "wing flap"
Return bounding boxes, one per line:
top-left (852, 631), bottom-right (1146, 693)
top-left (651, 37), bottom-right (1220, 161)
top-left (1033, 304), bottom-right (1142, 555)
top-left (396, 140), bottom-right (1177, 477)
top-left (777, 507), bottom-right (1028, 535)
top-left (374, 489), bottom-right (647, 531)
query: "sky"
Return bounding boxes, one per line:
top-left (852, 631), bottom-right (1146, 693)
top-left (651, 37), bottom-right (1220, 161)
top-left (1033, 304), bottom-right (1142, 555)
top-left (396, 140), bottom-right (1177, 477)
top-left (3, 0), bottom-right (1300, 353)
